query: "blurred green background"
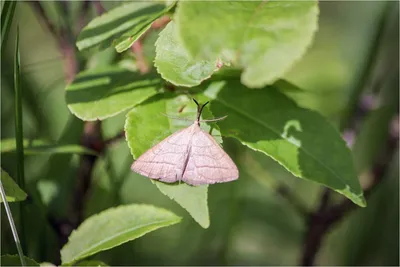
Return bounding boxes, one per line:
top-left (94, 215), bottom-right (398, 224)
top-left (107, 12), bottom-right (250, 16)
top-left (1, 1), bottom-right (399, 265)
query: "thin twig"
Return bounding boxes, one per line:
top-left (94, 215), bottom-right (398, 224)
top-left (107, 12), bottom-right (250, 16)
top-left (247, 156), bottom-right (309, 217)
top-left (130, 15), bottom-right (171, 73)
top-left (77, 1), bottom-right (91, 34)
top-left (92, 0), bottom-right (106, 15)
top-left (151, 16), bottom-right (171, 29)
top-left (275, 184), bottom-right (309, 216)
top-left (104, 130), bottom-right (126, 147)
top-left (70, 121), bottom-right (104, 227)
top-left (131, 41), bottom-right (150, 74)
top-left (0, 180), bottom-right (26, 266)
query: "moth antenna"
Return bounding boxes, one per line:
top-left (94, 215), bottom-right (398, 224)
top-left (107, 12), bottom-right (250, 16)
top-left (160, 112), bottom-right (193, 122)
top-left (196, 101), bottom-right (209, 123)
top-left (200, 115), bottom-right (228, 123)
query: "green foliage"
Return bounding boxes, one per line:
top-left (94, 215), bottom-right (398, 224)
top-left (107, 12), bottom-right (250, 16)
top-left (5, 1), bottom-right (397, 266)
top-left (0, 169), bottom-right (27, 203)
top-left (203, 80), bottom-right (365, 207)
top-left (175, 1), bottom-right (319, 88)
top-left (76, 2), bottom-right (173, 52)
top-left (155, 21), bottom-right (218, 87)
top-left (60, 204), bottom-right (181, 265)
top-left (153, 181), bottom-right (209, 228)
top-left (0, 254), bottom-right (39, 266)
top-left (65, 67), bottom-right (162, 120)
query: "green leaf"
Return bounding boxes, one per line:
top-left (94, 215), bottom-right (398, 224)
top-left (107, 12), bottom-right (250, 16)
top-left (0, 138), bottom-right (97, 155)
top-left (65, 67), bottom-right (162, 121)
top-left (153, 182), bottom-right (209, 228)
top-left (175, 1), bottom-right (319, 88)
top-left (0, 169), bottom-right (27, 203)
top-left (155, 21), bottom-right (218, 87)
top-left (125, 95), bottom-right (218, 227)
top-left (0, 255), bottom-right (39, 266)
top-left (203, 79), bottom-right (366, 207)
top-left (60, 204), bottom-right (181, 265)
top-left (76, 2), bottom-right (173, 52)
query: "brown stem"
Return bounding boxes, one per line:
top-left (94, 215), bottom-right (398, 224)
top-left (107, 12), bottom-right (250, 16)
top-left (76, 1), bottom-right (91, 34)
top-left (300, 3), bottom-right (397, 265)
top-left (300, 123), bottom-right (398, 265)
top-left (29, 2), bottom-right (105, 263)
top-left (131, 41), bottom-right (150, 74)
top-left (151, 16), bottom-right (171, 29)
top-left (70, 121), bottom-right (104, 227)
top-left (104, 130), bottom-right (126, 147)
top-left (92, 0), bottom-right (106, 15)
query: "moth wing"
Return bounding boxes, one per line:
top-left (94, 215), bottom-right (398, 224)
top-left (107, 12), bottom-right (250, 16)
top-left (182, 128), bottom-right (239, 185)
top-left (131, 127), bottom-right (190, 183)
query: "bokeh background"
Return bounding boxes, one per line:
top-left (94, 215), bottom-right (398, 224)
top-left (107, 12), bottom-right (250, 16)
top-left (1, 1), bottom-right (399, 265)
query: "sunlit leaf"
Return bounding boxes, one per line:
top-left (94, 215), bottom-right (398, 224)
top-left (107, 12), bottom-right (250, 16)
top-left (60, 204), bottom-right (181, 265)
top-left (155, 21), bottom-right (218, 87)
top-left (0, 169), bottom-right (27, 203)
top-left (176, 1), bottom-right (319, 88)
top-left (203, 79), bottom-right (366, 207)
top-left (76, 2), bottom-right (173, 52)
top-left (65, 67), bottom-right (162, 121)
top-left (153, 181), bottom-right (209, 228)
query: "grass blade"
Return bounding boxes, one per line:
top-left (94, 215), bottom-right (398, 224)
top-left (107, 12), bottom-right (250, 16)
top-left (14, 25), bottom-right (24, 189)
top-left (1, 0), bottom-right (17, 54)
top-left (14, 25), bottom-right (27, 256)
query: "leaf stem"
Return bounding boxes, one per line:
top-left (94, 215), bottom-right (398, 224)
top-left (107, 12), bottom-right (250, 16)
top-left (0, 180), bottom-right (26, 266)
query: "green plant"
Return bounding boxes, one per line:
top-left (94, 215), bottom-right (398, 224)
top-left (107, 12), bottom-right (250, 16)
top-left (1, 1), bottom-right (398, 266)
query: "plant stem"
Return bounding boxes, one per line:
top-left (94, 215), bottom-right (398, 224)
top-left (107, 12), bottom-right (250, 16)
top-left (301, 3), bottom-right (397, 265)
top-left (0, 180), bottom-right (26, 266)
